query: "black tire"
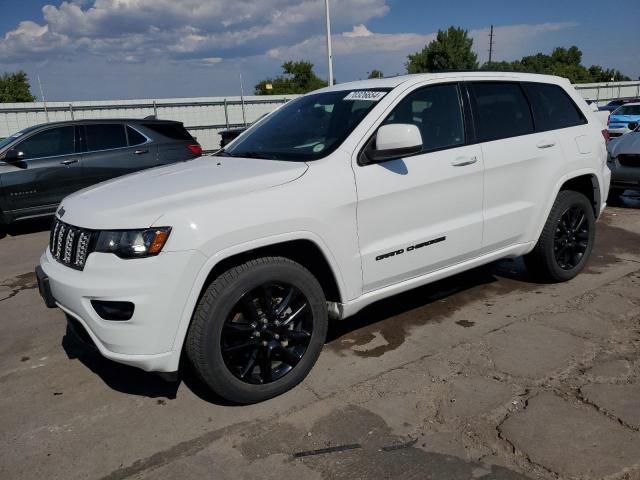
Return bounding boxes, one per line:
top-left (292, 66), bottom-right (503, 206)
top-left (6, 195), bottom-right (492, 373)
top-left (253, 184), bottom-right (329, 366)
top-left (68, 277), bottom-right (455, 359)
top-left (524, 190), bottom-right (595, 283)
top-left (185, 256), bottom-right (327, 404)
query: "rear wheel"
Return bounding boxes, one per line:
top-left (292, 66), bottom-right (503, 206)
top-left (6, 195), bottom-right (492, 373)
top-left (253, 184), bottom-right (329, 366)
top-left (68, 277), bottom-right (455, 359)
top-left (524, 190), bottom-right (595, 282)
top-left (185, 256), bottom-right (327, 404)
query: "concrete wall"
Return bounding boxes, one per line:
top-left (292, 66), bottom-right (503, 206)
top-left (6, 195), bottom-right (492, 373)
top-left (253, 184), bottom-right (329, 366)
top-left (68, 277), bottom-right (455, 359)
top-left (1, 80), bottom-right (639, 151)
top-left (574, 81), bottom-right (640, 105)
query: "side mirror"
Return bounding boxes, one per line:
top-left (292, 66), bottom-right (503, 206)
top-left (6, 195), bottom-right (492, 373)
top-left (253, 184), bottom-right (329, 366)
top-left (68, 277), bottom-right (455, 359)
top-left (367, 123), bottom-right (423, 163)
top-left (3, 148), bottom-right (23, 163)
top-left (628, 122), bottom-right (639, 132)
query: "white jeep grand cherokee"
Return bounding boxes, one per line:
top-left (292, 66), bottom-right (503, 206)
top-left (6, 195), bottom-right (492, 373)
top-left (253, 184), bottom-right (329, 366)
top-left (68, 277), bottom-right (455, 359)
top-left (37, 72), bottom-right (610, 403)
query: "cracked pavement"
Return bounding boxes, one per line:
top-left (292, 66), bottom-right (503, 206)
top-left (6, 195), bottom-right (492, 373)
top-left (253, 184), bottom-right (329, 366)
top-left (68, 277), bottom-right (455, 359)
top-left (1, 193), bottom-right (640, 480)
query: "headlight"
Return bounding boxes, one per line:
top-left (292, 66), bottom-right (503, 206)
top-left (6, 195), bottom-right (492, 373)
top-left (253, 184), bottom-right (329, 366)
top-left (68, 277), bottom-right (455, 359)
top-left (94, 227), bottom-right (171, 259)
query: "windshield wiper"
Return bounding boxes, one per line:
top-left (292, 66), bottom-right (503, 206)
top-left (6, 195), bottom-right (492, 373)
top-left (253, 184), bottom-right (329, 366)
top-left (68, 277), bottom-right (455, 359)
top-left (213, 148), bottom-right (231, 157)
top-left (237, 151), bottom-right (276, 160)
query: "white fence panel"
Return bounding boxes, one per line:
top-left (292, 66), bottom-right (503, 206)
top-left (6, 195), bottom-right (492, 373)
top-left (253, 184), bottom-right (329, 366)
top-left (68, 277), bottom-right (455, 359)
top-left (0, 95), bottom-right (296, 152)
top-left (2, 80), bottom-right (640, 151)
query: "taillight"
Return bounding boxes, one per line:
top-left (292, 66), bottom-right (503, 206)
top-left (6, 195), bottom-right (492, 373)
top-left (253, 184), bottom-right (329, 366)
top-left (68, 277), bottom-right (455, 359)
top-left (187, 144), bottom-right (202, 156)
top-left (601, 129), bottom-right (610, 143)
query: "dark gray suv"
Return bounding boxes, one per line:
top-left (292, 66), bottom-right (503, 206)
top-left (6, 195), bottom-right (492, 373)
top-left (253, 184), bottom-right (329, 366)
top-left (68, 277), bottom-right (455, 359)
top-left (0, 119), bottom-right (201, 225)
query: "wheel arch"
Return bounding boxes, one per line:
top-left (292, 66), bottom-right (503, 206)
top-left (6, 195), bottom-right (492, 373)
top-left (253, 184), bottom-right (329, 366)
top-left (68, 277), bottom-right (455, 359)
top-left (559, 173), bottom-right (601, 218)
top-left (528, 169), bottom-right (603, 252)
top-left (169, 233), bottom-right (348, 359)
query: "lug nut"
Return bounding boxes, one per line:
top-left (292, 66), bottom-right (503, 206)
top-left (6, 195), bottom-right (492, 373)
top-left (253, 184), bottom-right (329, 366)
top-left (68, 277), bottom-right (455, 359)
top-left (274, 333), bottom-right (280, 340)
top-left (262, 340), bottom-right (268, 346)
top-left (253, 331), bottom-right (260, 337)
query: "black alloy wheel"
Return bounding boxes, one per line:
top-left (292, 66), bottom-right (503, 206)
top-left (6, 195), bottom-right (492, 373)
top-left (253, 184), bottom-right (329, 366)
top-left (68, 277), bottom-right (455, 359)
top-left (553, 205), bottom-right (590, 270)
top-left (221, 282), bottom-right (312, 384)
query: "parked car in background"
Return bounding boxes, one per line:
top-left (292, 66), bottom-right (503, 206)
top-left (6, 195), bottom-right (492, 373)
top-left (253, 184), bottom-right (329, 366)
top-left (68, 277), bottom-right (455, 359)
top-left (607, 103), bottom-right (640, 138)
top-left (219, 126), bottom-right (246, 148)
top-left (0, 119), bottom-right (201, 225)
top-left (599, 98), bottom-right (640, 112)
top-left (37, 72), bottom-right (608, 404)
top-left (608, 120), bottom-right (640, 198)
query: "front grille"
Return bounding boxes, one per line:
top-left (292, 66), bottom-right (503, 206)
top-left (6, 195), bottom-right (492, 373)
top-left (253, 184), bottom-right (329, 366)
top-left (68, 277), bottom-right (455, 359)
top-left (618, 154), bottom-right (640, 168)
top-left (50, 219), bottom-right (96, 270)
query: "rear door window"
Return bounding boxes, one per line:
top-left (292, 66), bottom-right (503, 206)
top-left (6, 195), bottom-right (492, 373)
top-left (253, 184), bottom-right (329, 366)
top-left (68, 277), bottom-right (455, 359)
top-left (523, 82), bottom-right (586, 131)
top-left (85, 124), bottom-right (127, 151)
top-left (469, 82), bottom-right (534, 142)
top-left (141, 123), bottom-right (193, 141)
top-left (17, 126), bottom-right (75, 159)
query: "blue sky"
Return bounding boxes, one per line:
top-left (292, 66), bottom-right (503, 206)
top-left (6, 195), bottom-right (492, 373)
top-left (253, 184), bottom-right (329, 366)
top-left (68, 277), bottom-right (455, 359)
top-left (0, 0), bottom-right (637, 101)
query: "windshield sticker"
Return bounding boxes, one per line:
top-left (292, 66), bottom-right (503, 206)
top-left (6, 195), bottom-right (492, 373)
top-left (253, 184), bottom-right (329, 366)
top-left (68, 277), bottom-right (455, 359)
top-left (313, 143), bottom-right (325, 153)
top-left (344, 91), bottom-right (387, 102)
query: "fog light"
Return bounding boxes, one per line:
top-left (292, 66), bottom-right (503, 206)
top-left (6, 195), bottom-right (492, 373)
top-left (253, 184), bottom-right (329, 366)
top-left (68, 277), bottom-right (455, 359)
top-left (91, 300), bottom-right (135, 321)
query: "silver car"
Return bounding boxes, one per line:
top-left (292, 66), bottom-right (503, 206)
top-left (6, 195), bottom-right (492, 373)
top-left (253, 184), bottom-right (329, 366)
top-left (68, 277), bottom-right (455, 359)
top-left (607, 121), bottom-right (640, 198)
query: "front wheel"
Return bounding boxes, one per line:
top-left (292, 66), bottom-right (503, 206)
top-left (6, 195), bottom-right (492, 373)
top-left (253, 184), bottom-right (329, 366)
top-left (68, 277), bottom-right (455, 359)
top-left (524, 190), bottom-right (595, 282)
top-left (185, 256), bottom-right (327, 404)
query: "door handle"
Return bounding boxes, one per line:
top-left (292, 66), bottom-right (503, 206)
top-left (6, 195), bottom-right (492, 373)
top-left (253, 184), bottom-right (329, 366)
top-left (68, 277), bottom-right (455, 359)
top-left (134, 149), bottom-right (149, 155)
top-left (60, 159), bottom-right (78, 165)
top-left (451, 156), bottom-right (478, 167)
top-left (536, 139), bottom-right (556, 149)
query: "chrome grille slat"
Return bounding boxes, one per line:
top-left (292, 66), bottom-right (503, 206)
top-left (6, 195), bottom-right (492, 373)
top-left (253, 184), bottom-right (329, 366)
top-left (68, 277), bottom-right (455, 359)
top-left (50, 219), bottom-right (94, 271)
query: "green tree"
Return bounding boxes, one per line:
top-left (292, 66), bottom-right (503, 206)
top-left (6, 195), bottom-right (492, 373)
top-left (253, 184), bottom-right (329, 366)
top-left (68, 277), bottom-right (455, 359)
top-left (255, 61), bottom-right (327, 95)
top-left (480, 46), bottom-right (630, 83)
top-left (406, 26), bottom-right (478, 73)
top-left (0, 71), bottom-right (36, 103)
top-left (367, 69), bottom-right (384, 79)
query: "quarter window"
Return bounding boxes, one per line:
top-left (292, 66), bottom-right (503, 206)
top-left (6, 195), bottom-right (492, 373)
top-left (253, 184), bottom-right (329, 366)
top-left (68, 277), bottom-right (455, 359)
top-left (383, 84), bottom-right (465, 152)
top-left (127, 126), bottom-right (147, 146)
top-left (85, 124), bottom-right (127, 151)
top-left (17, 126), bottom-right (75, 159)
top-left (470, 82), bottom-right (534, 141)
top-left (523, 82), bottom-right (586, 131)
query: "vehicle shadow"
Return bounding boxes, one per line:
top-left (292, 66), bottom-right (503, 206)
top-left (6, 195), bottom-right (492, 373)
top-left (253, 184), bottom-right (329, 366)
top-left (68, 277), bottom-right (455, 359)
top-left (0, 217), bottom-right (52, 240)
top-left (61, 257), bottom-right (537, 405)
top-left (326, 257), bottom-right (535, 343)
top-left (61, 323), bottom-right (235, 405)
top-left (608, 189), bottom-right (640, 209)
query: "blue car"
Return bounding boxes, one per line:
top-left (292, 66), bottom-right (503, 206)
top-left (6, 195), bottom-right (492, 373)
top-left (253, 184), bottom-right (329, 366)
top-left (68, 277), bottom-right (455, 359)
top-left (608, 103), bottom-right (640, 137)
top-left (599, 98), bottom-right (640, 112)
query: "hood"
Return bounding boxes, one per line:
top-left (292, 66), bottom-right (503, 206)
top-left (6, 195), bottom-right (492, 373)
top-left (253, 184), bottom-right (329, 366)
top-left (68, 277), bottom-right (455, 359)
top-left (59, 156), bottom-right (308, 229)
top-left (608, 132), bottom-right (640, 157)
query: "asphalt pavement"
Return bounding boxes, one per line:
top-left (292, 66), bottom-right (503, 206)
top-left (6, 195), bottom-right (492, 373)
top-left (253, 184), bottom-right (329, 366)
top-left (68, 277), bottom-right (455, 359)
top-left (1, 193), bottom-right (640, 480)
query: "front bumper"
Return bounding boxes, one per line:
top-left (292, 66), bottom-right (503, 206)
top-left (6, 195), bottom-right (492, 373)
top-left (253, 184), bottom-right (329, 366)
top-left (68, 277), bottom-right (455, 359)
top-left (608, 158), bottom-right (640, 189)
top-left (39, 248), bottom-right (207, 372)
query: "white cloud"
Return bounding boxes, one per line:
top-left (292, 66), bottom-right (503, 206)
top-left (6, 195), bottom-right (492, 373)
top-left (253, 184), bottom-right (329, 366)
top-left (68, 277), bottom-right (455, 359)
top-left (0, 0), bottom-right (390, 63)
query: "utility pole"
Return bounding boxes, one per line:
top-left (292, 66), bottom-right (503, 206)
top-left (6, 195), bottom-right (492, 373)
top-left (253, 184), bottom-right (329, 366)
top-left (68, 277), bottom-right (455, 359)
top-left (239, 72), bottom-right (247, 128)
top-left (37, 75), bottom-right (50, 123)
top-left (488, 25), bottom-right (495, 66)
top-left (324, 0), bottom-right (334, 85)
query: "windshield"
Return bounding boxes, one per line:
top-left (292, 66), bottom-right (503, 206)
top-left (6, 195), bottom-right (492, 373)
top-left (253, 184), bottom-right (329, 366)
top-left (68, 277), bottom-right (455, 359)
top-left (223, 89), bottom-right (389, 161)
top-left (613, 105), bottom-right (640, 116)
